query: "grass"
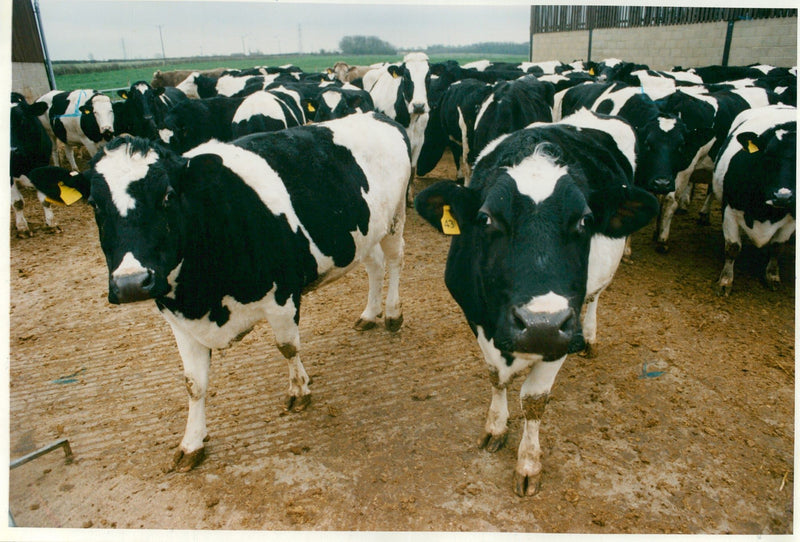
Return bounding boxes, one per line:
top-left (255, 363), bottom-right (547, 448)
top-left (53, 53), bottom-right (528, 94)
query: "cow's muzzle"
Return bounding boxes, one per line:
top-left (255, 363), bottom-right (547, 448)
top-left (102, 129), bottom-right (114, 141)
top-left (648, 177), bottom-right (675, 194)
top-left (411, 102), bottom-right (427, 115)
top-left (509, 305), bottom-right (575, 361)
top-left (767, 188), bottom-right (794, 209)
top-left (109, 270), bottom-right (157, 304)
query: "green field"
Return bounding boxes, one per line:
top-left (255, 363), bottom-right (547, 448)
top-left (53, 53), bottom-right (528, 94)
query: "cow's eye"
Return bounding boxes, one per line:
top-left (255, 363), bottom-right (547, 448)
top-left (163, 187), bottom-right (177, 208)
top-left (477, 211), bottom-right (493, 227)
top-left (575, 212), bottom-right (594, 234)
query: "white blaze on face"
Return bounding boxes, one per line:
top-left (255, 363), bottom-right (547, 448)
top-left (95, 143), bottom-right (159, 216)
top-left (91, 94), bottom-right (115, 133)
top-left (505, 150), bottom-right (568, 204)
top-left (322, 90), bottom-right (343, 111)
top-left (404, 52), bottom-right (430, 114)
top-left (520, 291), bottom-right (570, 315)
top-left (112, 251), bottom-right (148, 278)
top-left (159, 128), bottom-right (174, 143)
top-left (658, 117), bottom-right (677, 132)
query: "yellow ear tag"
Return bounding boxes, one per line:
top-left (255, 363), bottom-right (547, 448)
top-left (747, 140), bottom-right (759, 153)
top-left (440, 205), bottom-right (460, 235)
top-left (307, 103), bottom-right (316, 112)
top-left (589, 68), bottom-right (595, 76)
top-left (392, 71), bottom-right (400, 79)
top-left (58, 182), bottom-right (83, 205)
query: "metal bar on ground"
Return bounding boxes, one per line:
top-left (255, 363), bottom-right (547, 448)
top-left (10, 438), bottom-right (73, 470)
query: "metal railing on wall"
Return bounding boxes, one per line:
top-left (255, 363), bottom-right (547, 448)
top-left (531, 5), bottom-right (796, 34)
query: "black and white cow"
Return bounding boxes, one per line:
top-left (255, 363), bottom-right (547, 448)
top-left (416, 78), bottom-right (493, 184)
top-left (158, 95), bottom-right (247, 153)
top-left (230, 90), bottom-right (304, 137)
top-left (39, 112), bottom-right (411, 472)
top-left (654, 85), bottom-right (780, 251)
top-left (556, 82), bottom-right (693, 198)
top-left (712, 105), bottom-right (796, 295)
top-left (472, 76), bottom-right (555, 167)
top-left (303, 84), bottom-right (374, 123)
top-left (365, 52), bottom-right (432, 167)
top-left (10, 92), bottom-right (57, 236)
top-left (35, 89), bottom-right (115, 171)
top-left (414, 109), bottom-right (658, 496)
top-left (116, 81), bottom-right (187, 139)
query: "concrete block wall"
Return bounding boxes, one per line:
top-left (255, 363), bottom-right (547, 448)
top-left (531, 16), bottom-right (797, 70)
top-left (12, 62), bottom-right (51, 101)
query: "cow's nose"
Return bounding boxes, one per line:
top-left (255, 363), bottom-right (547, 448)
top-left (102, 130), bottom-right (113, 141)
top-left (769, 188), bottom-right (794, 208)
top-left (649, 178), bottom-right (674, 194)
top-left (412, 102), bottom-right (426, 114)
top-left (109, 270), bottom-right (156, 304)
top-left (510, 305), bottom-right (575, 361)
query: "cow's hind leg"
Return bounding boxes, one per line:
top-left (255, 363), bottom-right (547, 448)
top-left (514, 356), bottom-right (566, 497)
top-left (381, 208), bottom-right (405, 332)
top-left (168, 324), bottom-right (211, 472)
top-left (354, 245), bottom-right (385, 331)
top-left (36, 190), bottom-right (61, 233)
top-left (716, 206), bottom-right (741, 297)
top-left (765, 242), bottom-right (783, 290)
top-left (11, 180), bottom-right (31, 237)
top-left (268, 298), bottom-right (311, 412)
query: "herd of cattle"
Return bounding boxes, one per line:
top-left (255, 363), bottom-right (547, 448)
top-left (9, 53), bottom-right (797, 497)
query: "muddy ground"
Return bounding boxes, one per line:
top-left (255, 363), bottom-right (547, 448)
top-left (7, 149), bottom-right (795, 534)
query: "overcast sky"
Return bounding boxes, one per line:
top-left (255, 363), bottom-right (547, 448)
top-left (34, 0), bottom-right (533, 61)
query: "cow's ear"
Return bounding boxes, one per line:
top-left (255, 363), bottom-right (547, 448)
top-left (26, 166), bottom-right (89, 204)
top-left (29, 101), bottom-right (49, 116)
top-left (154, 86), bottom-right (166, 96)
top-left (603, 186), bottom-right (659, 238)
top-left (117, 89), bottom-right (128, 99)
top-left (388, 65), bottom-right (403, 79)
top-left (736, 131), bottom-right (763, 154)
top-left (414, 181), bottom-right (481, 235)
top-left (302, 98), bottom-right (317, 114)
top-left (178, 153), bottom-right (224, 192)
top-left (79, 105), bottom-right (92, 115)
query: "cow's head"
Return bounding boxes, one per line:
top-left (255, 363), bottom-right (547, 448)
top-left (10, 92), bottom-right (51, 177)
top-left (737, 124), bottom-right (797, 209)
top-left (58, 136), bottom-right (191, 304)
top-left (388, 52), bottom-right (431, 117)
top-left (634, 115), bottom-right (693, 194)
top-left (158, 100), bottom-right (209, 153)
top-left (415, 143), bottom-right (657, 361)
top-left (80, 93), bottom-right (115, 141)
top-left (117, 82), bottom-right (165, 139)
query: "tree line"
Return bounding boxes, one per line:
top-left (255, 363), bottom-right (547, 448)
top-left (339, 35), bottom-right (527, 56)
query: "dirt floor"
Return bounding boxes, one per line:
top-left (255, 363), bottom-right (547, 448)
top-left (6, 148), bottom-right (795, 535)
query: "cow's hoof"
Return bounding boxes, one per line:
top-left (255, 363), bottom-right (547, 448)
top-left (284, 393), bottom-right (311, 412)
top-left (655, 241), bottom-right (669, 254)
top-left (479, 431), bottom-right (508, 453)
top-left (44, 225), bottom-right (63, 234)
top-left (385, 314), bottom-right (404, 332)
top-left (715, 282), bottom-right (732, 297)
top-left (354, 318), bottom-right (378, 331)
top-left (579, 343), bottom-right (597, 358)
top-left (766, 278), bottom-right (781, 291)
top-left (513, 470), bottom-right (542, 497)
top-left (696, 213), bottom-right (710, 226)
top-left (16, 229), bottom-right (33, 239)
top-left (169, 446), bottom-right (206, 473)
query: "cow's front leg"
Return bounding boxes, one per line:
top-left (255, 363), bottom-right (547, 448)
top-left (479, 375), bottom-right (509, 452)
top-left (168, 323), bottom-right (211, 472)
top-left (11, 180), bottom-right (31, 237)
top-left (381, 209), bottom-right (405, 332)
top-left (268, 299), bottom-right (311, 412)
top-left (765, 242), bottom-right (784, 291)
top-left (655, 191), bottom-right (679, 253)
top-left (64, 143), bottom-right (79, 172)
top-left (514, 356), bottom-right (565, 497)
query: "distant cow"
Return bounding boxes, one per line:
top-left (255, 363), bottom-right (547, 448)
top-left (151, 67), bottom-right (231, 89)
top-left (329, 61), bottom-right (379, 84)
top-left (116, 81), bottom-right (187, 139)
top-left (38, 112), bottom-right (411, 472)
top-left (10, 92), bottom-right (57, 236)
top-left (366, 52), bottom-right (432, 167)
top-left (712, 105), bottom-right (796, 295)
top-left (472, 76), bottom-right (555, 166)
top-left (303, 84), bottom-right (374, 122)
top-left (654, 85), bottom-right (780, 251)
top-left (35, 89), bottom-right (115, 170)
top-left (414, 109), bottom-right (658, 496)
